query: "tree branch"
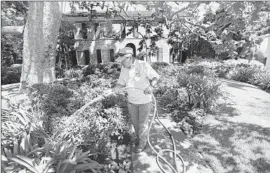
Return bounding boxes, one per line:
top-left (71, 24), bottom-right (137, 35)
top-left (184, 19), bottom-right (207, 30)
top-left (179, 20), bottom-right (208, 41)
top-left (169, 2), bottom-right (199, 20)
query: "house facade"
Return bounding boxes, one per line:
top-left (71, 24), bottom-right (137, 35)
top-left (63, 11), bottom-right (172, 65)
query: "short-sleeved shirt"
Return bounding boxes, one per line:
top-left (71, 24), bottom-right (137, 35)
top-left (117, 59), bottom-right (160, 104)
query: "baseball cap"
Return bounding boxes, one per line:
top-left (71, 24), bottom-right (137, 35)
top-left (115, 47), bottom-right (134, 63)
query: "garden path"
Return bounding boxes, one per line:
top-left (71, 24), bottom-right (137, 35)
top-left (192, 79), bottom-right (270, 173)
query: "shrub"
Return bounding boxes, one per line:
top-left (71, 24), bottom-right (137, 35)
top-left (155, 63), bottom-right (222, 112)
top-left (159, 88), bottom-right (188, 111)
top-left (28, 83), bottom-right (83, 134)
top-left (64, 68), bottom-right (83, 79)
top-left (249, 71), bottom-right (270, 91)
top-left (226, 66), bottom-right (258, 82)
top-left (177, 71), bottom-right (222, 112)
top-left (1, 66), bottom-right (21, 85)
top-left (172, 108), bottom-right (205, 137)
top-left (2, 104), bottom-right (104, 173)
top-left (153, 64), bottom-right (181, 97)
top-left (186, 65), bottom-right (217, 78)
top-left (55, 93), bottom-right (130, 159)
top-left (28, 83), bottom-right (81, 115)
top-left (151, 62), bottom-right (170, 71)
top-left (82, 63), bottom-right (121, 80)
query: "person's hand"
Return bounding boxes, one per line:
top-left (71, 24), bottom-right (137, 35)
top-left (144, 86), bottom-right (152, 95)
top-left (150, 77), bottom-right (158, 88)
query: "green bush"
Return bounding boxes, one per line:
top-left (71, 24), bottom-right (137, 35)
top-left (228, 67), bottom-right (255, 82)
top-left (28, 83), bottom-right (82, 115)
top-left (153, 64), bottom-right (181, 97)
top-left (249, 71), bottom-right (270, 91)
top-left (55, 93), bottom-right (130, 159)
top-left (64, 67), bottom-right (83, 79)
top-left (155, 63), bottom-right (222, 112)
top-left (159, 88), bottom-right (188, 111)
top-left (28, 83), bottom-right (83, 134)
top-left (186, 65), bottom-right (217, 78)
top-left (178, 72), bottom-right (222, 112)
top-left (172, 108), bottom-right (205, 137)
top-left (1, 66), bottom-right (21, 85)
top-left (151, 62), bottom-right (170, 71)
top-left (2, 104), bottom-right (104, 173)
top-left (82, 63), bottom-right (121, 80)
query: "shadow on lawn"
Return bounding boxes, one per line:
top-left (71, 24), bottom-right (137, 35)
top-left (216, 102), bottom-right (239, 117)
top-left (220, 79), bottom-right (259, 91)
top-left (192, 118), bottom-right (270, 173)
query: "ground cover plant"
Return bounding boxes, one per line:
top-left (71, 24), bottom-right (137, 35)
top-left (1, 65), bottom-right (21, 85)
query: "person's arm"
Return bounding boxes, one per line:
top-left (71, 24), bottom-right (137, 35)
top-left (144, 62), bottom-right (160, 82)
top-left (144, 63), bottom-right (160, 94)
top-left (113, 83), bottom-right (125, 92)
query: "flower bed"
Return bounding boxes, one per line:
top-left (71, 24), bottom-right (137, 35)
top-left (2, 63), bottom-right (132, 173)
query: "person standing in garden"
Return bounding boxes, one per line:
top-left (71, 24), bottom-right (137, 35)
top-left (113, 47), bottom-right (160, 153)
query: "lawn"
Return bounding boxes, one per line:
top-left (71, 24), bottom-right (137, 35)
top-left (192, 79), bottom-right (270, 173)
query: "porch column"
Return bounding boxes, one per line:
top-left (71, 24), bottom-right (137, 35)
top-left (74, 23), bottom-right (85, 66)
top-left (265, 37), bottom-right (270, 71)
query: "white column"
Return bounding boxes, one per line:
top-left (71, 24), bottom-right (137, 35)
top-left (74, 23), bottom-right (83, 40)
top-left (266, 37), bottom-right (270, 71)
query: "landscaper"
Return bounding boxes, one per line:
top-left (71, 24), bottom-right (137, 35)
top-left (113, 47), bottom-right (160, 153)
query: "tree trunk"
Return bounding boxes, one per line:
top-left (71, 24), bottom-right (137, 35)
top-left (43, 2), bottom-right (62, 83)
top-left (20, 2), bottom-right (44, 89)
top-left (20, 2), bottom-right (61, 89)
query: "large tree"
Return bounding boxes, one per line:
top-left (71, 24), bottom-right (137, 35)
top-left (20, 2), bottom-right (61, 89)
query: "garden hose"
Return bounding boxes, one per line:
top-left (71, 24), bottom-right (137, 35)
top-left (117, 87), bottom-right (186, 173)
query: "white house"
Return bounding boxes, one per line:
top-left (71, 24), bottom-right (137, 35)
top-left (63, 11), bottom-right (172, 65)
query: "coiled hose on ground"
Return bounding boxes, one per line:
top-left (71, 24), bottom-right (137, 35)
top-left (72, 86), bottom-right (186, 173)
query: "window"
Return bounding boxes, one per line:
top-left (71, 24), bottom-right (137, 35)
top-left (133, 26), bottom-right (139, 38)
top-left (82, 23), bottom-right (87, 39)
top-left (96, 49), bottom-right (102, 63)
top-left (84, 50), bottom-right (90, 65)
top-left (110, 49), bottom-right (115, 62)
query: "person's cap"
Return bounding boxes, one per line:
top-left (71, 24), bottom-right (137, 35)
top-left (115, 47), bottom-right (133, 62)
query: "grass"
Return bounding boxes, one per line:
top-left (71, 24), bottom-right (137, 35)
top-left (191, 79), bottom-right (270, 173)
top-left (193, 120), bottom-right (270, 173)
